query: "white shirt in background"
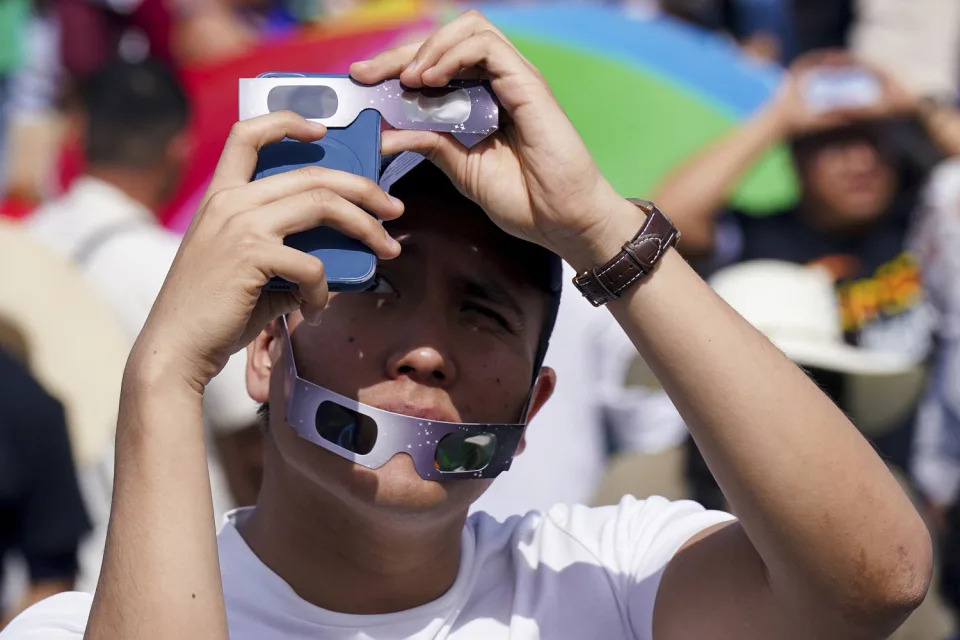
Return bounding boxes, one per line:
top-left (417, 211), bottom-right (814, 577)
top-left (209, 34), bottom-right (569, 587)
top-left (471, 265), bottom-right (688, 520)
top-left (0, 496), bottom-right (734, 640)
top-left (909, 159), bottom-right (960, 506)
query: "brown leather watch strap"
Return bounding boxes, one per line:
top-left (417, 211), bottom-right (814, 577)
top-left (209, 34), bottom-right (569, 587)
top-left (572, 199), bottom-right (680, 307)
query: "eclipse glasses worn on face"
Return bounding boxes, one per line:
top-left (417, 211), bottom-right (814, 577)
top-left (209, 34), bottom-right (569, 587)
top-left (279, 316), bottom-right (530, 481)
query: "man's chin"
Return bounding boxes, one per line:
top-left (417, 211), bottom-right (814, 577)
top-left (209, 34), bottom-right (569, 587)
top-left (274, 426), bottom-right (490, 517)
top-left (336, 453), bottom-right (490, 516)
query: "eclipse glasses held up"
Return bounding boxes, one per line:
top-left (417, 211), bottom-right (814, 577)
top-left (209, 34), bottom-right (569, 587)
top-left (239, 73), bottom-right (499, 293)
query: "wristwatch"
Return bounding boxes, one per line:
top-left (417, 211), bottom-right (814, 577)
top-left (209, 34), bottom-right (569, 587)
top-left (572, 199), bottom-right (680, 307)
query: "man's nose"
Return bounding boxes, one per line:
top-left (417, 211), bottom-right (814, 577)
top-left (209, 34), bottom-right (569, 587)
top-left (385, 345), bottom-right (457, 387)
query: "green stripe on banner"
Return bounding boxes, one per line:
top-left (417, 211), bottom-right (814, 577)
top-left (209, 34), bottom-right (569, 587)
top-left (0, 0), bottom-right (29, 74)
top-left (506, 35), bottom-right (799, 215)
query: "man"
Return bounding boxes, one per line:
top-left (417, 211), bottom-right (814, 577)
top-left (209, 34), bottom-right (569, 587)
top-left (652, 54), bottom-right (946, 352)
top-left (652, 51), bottom-right (957, 505)
top-left (0, 321), bottom-right (89, 628)
top-left (2, 12), bottom-right (932, 638)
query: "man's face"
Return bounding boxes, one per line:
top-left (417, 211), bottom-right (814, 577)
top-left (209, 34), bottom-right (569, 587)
top-left (797, 134), bottom-right (899, 229)
top-left (248, 192), bottom-right (554, 518)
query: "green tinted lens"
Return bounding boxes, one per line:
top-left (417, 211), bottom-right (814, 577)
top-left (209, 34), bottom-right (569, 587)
top-left (434, 432), bottom-right (497, 473)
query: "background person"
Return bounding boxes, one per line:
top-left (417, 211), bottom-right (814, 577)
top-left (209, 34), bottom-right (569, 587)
top-left (652, 50), bottom-right (950, 504)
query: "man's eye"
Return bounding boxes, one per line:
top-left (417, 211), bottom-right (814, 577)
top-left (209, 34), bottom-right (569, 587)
top-left (463, 303), bottom-right (510, 331)
top-left (369, 276), bottom-right (397, 295)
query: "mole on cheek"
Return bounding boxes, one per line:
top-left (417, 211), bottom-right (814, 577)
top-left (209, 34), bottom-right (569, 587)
top-left (347, 336), bottom-right (355, 344)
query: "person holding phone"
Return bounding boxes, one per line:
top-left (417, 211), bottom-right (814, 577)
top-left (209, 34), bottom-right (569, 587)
top-left (0, 14), bottom-right (932, 639)
top-left (653, 50), bottom-right (948, 433)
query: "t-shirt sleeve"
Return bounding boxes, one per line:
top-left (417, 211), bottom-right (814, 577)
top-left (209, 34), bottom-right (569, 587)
top-left (554, 496), bottom-right (734, 639)
top-left (617, 496), bottom-right (735, 637)
top-left (0, 592), bottom-right (91, 639)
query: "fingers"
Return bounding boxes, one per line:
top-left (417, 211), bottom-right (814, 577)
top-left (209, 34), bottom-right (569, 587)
top-left (221, 164), bottom-right (404, 220)
top-left (350, 10), bottom-right (533, 89)
top-left (208, 111), bottom-right (327, 194)
top-left (249, 187), bottom-right (401, 259)
top-left (417, 29), bottom-right (532, 89)
top-left (380, 128), bottom-right (464, 172)
top-left (399, 11), bottom-right (524, 86)
top-left (350, 41), bottom-right (422, 85)
top-left (789, 48), bottom-right (854, 74)
top-left (245, 290), bottom-right (303, 343)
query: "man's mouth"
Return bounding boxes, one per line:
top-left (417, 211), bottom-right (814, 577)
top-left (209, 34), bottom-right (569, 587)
top-left (371, 401), bottom-right (461, 424)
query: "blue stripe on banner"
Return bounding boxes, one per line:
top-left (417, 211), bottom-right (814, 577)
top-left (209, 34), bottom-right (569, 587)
top-left (475, 4), bottom-right (782, 117)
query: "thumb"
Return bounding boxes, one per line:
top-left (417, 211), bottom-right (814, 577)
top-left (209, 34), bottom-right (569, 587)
top-left (241, 290), bottom-right (302, 348)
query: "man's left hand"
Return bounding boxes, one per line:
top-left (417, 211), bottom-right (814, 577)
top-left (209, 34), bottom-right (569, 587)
top-left (351, 10), bottom-right (642, 271)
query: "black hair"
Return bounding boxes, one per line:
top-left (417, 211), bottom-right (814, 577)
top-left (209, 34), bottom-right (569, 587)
top-left (386, 160), bottom-right (564, 300)
top-left (789, 117), bottom-right (944, 223)
top-left (81, 59), bottom-right (189, 168)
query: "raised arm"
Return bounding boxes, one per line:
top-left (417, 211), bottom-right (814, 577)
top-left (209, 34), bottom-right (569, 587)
top-left (650, 104), bottom-right (785, 256)
top-left (84, 113), bottom-right (405, 639)
top-left (597, 225), bottom-right (931, 639)
top-left (356, 15), bottom-right (931, 639)
top-left (652, 50), bottom-right (892, 257)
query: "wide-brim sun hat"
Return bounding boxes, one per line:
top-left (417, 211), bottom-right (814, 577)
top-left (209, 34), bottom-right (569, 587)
top-left (709, 260), bottom-right (927, 435)
top-left (0, 220), bottom-right (128, 467)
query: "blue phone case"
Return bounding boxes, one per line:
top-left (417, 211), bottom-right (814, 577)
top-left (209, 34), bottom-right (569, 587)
top-left (254, 73), bottom-right (380, 292)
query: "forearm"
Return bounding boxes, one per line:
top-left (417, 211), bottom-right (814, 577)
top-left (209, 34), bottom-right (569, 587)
top-left (651, 106), bottom-right (785, 256)
top-left (85, 347), bottom-right (227, 640)
top-left (567, 200), bottom-right (931, 628)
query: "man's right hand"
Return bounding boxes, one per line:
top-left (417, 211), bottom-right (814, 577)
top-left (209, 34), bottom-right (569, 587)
top-left (129, 111), bottom-right (405, 393)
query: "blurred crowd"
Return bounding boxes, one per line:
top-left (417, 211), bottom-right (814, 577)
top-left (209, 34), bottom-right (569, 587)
top-left (1, 0), bottom-right (960, 637)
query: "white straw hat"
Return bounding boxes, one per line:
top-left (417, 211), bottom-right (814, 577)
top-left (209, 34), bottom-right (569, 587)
top-left (0, 220), bottom-right (128, 467)
top-left (709, 260), bottom-right (927, 435)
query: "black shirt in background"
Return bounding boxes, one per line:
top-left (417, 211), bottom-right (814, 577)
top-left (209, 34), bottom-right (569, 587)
top-left (705, 207), bottom-right (932, 358)
top-left (0, 349), bottom-right (91, 604)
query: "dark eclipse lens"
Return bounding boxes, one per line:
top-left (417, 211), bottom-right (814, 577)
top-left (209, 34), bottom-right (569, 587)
top-left (315, 401), bottom-right (377, 455)
top-left (267, 85), bottom-right (339, 119)
top-left (434, 432), bottom-right (497, 473)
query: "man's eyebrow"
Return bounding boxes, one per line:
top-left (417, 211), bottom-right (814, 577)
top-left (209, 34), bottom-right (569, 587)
top-left (459, 275), bottom-right (527, 322)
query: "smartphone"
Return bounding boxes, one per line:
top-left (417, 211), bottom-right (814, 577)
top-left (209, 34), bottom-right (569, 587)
top-left (252, 73), bottom-right (380, 293)
top-left (803, 67), bottom-right (882, 113)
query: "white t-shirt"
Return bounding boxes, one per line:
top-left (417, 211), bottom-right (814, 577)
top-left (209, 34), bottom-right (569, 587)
top-left (1, 496), bottom-right (733, 639)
